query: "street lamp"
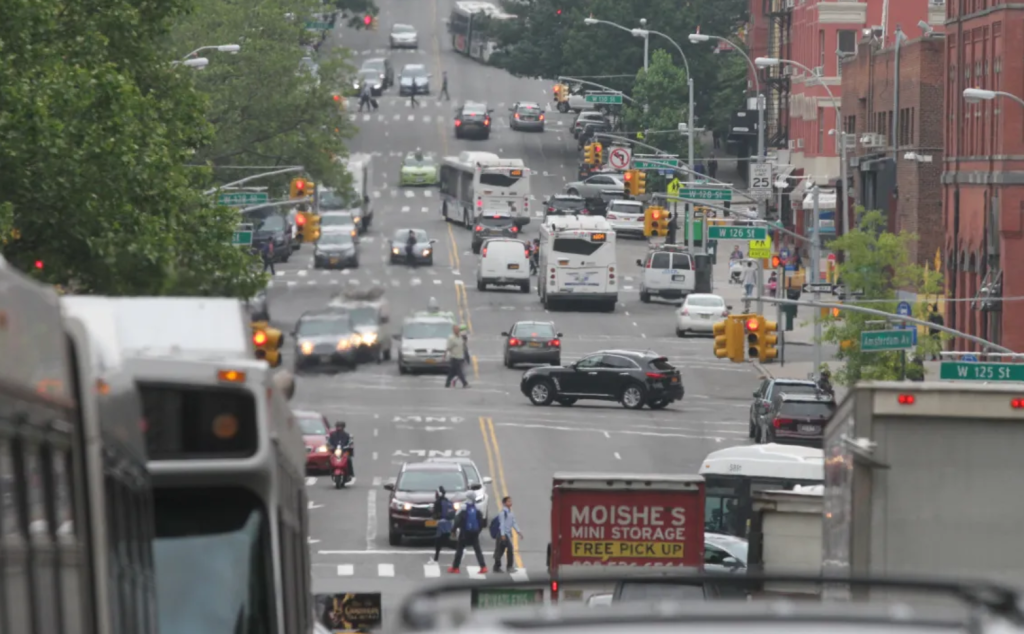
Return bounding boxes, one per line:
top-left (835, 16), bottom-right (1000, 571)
top-left (754, 57), bottom-right (850, 240)
top-left (963, 87), bottom-right (1024, 109)
top-left (180, 44), bottom-right (242, 61)
top-left (583, 17), bottom-right (649, 70)
top-left (178, 57), bottom-right (210, 70)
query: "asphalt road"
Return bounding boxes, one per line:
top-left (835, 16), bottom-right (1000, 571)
top-left (267, 0), bottom-right (773, 624)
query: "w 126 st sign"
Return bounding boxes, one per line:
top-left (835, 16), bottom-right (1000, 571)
top-left (749, 164), bottom-right (772, 200)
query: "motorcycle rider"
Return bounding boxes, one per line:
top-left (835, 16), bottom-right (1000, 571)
top-left (405, 229), bottom-right (418, 267)
top-left (328, 421), bottom-right (354, 479)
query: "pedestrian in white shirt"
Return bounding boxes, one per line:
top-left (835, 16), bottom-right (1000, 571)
top-left (493, 496), bottom-right (523, 573)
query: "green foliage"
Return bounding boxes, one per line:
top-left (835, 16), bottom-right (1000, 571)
top-left (705, 53), bottom-right (749, 139)
top-left (330, 0), bottom-right (380, 29)
top-left (622, 50), bottom-right (691, 158)
top-left (0, 0), bottom-right (264, 298)
top-left (820, 208), bottom-right (945, 386)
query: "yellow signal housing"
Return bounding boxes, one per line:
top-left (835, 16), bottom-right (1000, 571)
top-left (652, 207), bottom-right (669, 236)
top-left (759, 318), bottom-right (779, 363)
top-left (252, 321), bottom-right (284, 367)
top-left (303, 214), bottom-right (321, 243)
top-left (623, 169), bottom-right (635, 195)
top-left (713, 317), bottom-right (744, 363)
top-left (290, 177), bottom-right (309, 199)
top-left (584, 144), bottom-right (596, 165)
top-left (635, 170), bottom-right (647, 195)
top-left (643, 207), bottom-right (656, 237)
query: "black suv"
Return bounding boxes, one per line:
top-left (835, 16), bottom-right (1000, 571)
top-left (251, 213), bottom-right (293, 262)
top-left (749, 378), bottom-right (820, 438)
top-left (383, 461), bottom-right (482, 545)
top-left (543, 194), bottom-right (587, 220)
top-left (757, 393), bottom-right (836, 446)
top-left (520, 350), bottom-right (683, 410)
top-left (454, 101), bottom-right (493, 140)
top-left (471, 214), bottom-right (518, 253)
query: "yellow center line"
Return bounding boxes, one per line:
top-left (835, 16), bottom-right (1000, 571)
top-left (446, 223), bottom-right (461, 271)
top-left (485, 416), bottom-right (524, 570)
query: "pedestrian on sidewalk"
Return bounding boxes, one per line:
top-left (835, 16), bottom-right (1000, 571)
top-left (740, 262), bottom-right (757, 298)
top-left (730, 245), bottom-right (743, 261)
top-left (448, 492), bottom-right (487, 574)
top-left (440, 71), bottom-right (450, 100)
top-left (492, 496), bottom-right (523, 573)
top-left (444, 324), bottom-right (469, 388)
top-left (429, 487), bottom-right (456, 563)
top-left (927, 304), bottom-right (944, 360)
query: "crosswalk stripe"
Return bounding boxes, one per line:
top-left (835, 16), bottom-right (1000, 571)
top-left (510, 569), bottom-right (529, 582)
top-left (318, 561), bottom-right (533, 580)
top-left (337, 564), bottom-right (354, 576)
top-left (378, 563), bottom-right (395, 577)
top-left (466, 565), bottom-right (486, 580)
top-left (424, 563), bottom-right (440, 578)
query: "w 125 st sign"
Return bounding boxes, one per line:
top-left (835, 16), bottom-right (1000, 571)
top-left (750, 164), bottom-right (772, 200)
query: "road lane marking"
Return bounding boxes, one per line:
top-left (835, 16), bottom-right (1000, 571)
top-left (318, 549), bottom-right (435, 555)
top-left (481, 417), bottom-right (524, 571)
top-left (378, 563), bottom-right (396, 577)
top-left (446, 223), bottom-right (461, 271)
top-left (614, 452), bottom-right (622, 460)
top-left (337, 564), bottom-right (354, 576)
top-left (466, 565), bottom-right (486, 579)
top-left (424, 563), bottom-right (441, 577)
top-left (495, 421), bottom-right (735, 442)
top-left (366, 490), bottom-right (377, 550)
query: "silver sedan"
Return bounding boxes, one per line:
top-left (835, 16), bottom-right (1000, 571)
top-left (509, 102), bottom-right (545, 132)
top-left (389, 24), bottom-right (418, 49)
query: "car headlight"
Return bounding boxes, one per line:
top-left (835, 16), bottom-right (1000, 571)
top-left (336, 339), bottom-right (351, 350)
top-left (353, 216), bottom-right (361, 223)
top-left (373, 84), bottom-right (381, 89)
top-left (392, 247), bottom-right (400, 255)
top-left (390, 499), bottom-right (411, 511)
top-left (360, 332), bottom-right (378, 344)
top-left (300, 341), bottom-right (314, 355)
top-left (452, 501), bottom-right (462, 511)
top-left (316, 445), bottom-right (328, 453)
top-left (421, 249), bottom-right (431, 256)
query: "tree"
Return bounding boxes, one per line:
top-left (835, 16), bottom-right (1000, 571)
top-left (329, 0), bottom-right (380, 30)
top-left (819, 208), bottom-right (945, 386)
top-left (0, 0), bottom-right (264, 298)
top-left (164, 0), bottom-right (357, 192)
top-left (705, 52), bottom-right (749, 141)
top-left (622, 50), bottom-right (692, 158)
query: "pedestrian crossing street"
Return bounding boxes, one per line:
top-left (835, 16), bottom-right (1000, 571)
top-left (314, 560), bottom-right (531, 581)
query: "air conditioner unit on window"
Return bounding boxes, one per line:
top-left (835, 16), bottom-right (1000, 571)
top-left (797, 138), bottom-right (805, 148)
top-left (782, 66), bottom-right (793, 77)
top-left (861, 133), bottom-right (885, 148)
top-left (788, 140), bottom-right (796, 150)
top-left (785, 0), bottom-right (795, 8)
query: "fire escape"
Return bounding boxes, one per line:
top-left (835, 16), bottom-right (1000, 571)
top-left (762, 0), bottom-right (792, 148)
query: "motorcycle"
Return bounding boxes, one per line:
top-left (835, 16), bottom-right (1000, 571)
top-left (330, 440), bottom-right (354, 489)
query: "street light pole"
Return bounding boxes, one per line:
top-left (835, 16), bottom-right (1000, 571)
top-left (179, 44), bottom-right (242, 62)
top-left (203, 166), bottom-right (306, 196)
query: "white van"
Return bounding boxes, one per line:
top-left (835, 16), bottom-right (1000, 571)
top-left (637, 245), bottom-right (696, 303)
top-left (477, 238), bottom-right (530, 293)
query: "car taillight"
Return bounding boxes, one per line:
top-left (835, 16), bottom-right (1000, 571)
top-left (509, 337), bottom-right (521, 346)
top-left (607, 213), bottom-right (617, 220)
top-left (1013, 398), bottom-right (1024, 409)
top-left (645, 372), bottom-right (666, 379)
top-left (524, 249), bottom-right (530, 258)
top-left (897, 394), bottom-right (915, 405)
top-left (482, 247), bottom-right (487, 257)
top-left (511, 226), bottom-right (519, 232)
top-left (476, 199), bottom-right (483, 207)
top-left (681, 308), bottom-right (689, 316)
top-left (645, 259), bottom-right (652, 268)
top-left (475, 225), bottom-right (482, 231)
top-left (773, 418), bottom-right (794, 428)
top-left (550, 339), bottom-right (561, 347)
top-left (455, 120), bottom-right (462, 126)
top-left (485, 118), bottom-right (491, 125)
top-left (539, 114), bottom-right (545, 121)
top-left (722, 310), bottom-right (730, 317)
top-left (547, 206), bottom-right (554, 213)
top-left (581, 208), bottom-right (589, 215)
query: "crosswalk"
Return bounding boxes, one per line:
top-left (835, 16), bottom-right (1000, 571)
top-left (317, 560), bottom-right (531, 581)
top-left (267, 268), bottom-right (458, 288)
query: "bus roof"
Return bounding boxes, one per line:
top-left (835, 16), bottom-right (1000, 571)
top-left (452, 1), bottom-right (515, 18)
top-left (443, 152), bottom-right (526, 171)
top-left (699, 443), bottom-right (823, 481)
top-left (543, 215), bottom-right (612, 233)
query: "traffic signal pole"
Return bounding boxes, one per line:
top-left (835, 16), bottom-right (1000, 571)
top-left (811, 186), bottom-right (822, 374)
top-left (203, 165), bottom-right (305, 196)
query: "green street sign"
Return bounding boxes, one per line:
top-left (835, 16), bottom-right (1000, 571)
top-left (682, 220), bottom-right (703, 242)
top-left (708, 226), bottom-right (767, 240)
top-left (219, 192), bottom-right (269, 206)
top-left (678, 187), bottom-right (732, 202)
top-left (233, 223), bottom-right (254, 247)
top-left (633, 158), bottom-right (680, 170)
top-left (860, 329), bottom-right (916, 352)
top-left (585, 93), bottom-right (623, 105)
top-left (306, 21), bottom-right (331, 29)
top-left (940, 362), bottom-right (1024, 382)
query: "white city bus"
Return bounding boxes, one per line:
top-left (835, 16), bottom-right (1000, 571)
top-left (1, 261), bottom-right (157, 634)
top-left (73, 297), bottom-right (311, 634)
top-left (538, 215), bottom-right (618, 311)
top-left (698, 443), bottom-right (823, 538)
top-left (447, 1), bottom-right (515, 62)
top-left (440, 151), bottom-right (531, 228)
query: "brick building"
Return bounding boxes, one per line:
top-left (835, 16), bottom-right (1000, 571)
top-left (943, 2), bottom-right (1024, 352)
top-left (840, 34), bottom-right (945, 267)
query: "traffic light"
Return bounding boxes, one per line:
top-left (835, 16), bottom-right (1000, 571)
top-left (643, 206), bottom-right (655, 236)
top-left (303, 213), bottom-right (321, 243)
top-left (745, 315), bottom-right (779, 363)
top-left (771, 254), bottom-right (782, 268)
top-left (252, 321), bottom-right (284, 367)
top-left (623, 169), bottom-right (634, 194)
top-left (584, 144), bottom-right (596, 165)
top-left (290, 177), bottom-right (309, 199)
top-left (635, 170), bottom-right (647, 195)
top-left (593, 143), bottom-right (602, 162)
top-left (653, 207), bottom-right (669, 236)
top-left (713, 317), bottom-right (745, 363)
top-left (363, 14), bottom-right (372, 26)
top-left (745, 317), bottom-right (760, 359)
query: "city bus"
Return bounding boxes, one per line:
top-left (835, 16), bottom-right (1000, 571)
top-left (1, 261), bottom-right (157, 634)
top-left (80, 297), bottom-right (310, 634)
top-left (698, 443), bottom-right (823, 538)
top-left (447, 1), bottom-right (515, 62)
top-left (538, 215), bottom-right (618, 311)
top-left (440, 151), bottom-right (532, 228)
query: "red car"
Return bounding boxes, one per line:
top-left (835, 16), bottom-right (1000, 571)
top-left (295, 409), bottom-right (331, 473)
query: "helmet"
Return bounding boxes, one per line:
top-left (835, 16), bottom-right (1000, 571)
top-left (427, 297), bottom-right (439, 312)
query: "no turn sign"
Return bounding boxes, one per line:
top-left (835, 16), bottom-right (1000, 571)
top-left (608, 146), bottom-right (632, 170)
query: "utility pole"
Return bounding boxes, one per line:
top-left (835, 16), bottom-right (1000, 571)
top-left (811, 185), bottom-right (822, 374)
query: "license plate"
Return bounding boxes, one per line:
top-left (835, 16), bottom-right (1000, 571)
top-left (702, 314), bottom-right (713, 319)
top-left (425, 520), bottom-right (438, 527)
top-left (425, 359), bottom-right (436, 364)
top-left (320, 355), bottom-right (332, 362)
top-left (671, 376), bottom-right (679, 382)
top-left (673, 275), bottom-right (686, 282)
top-left (330, 258), bottom-right (339, 264)
top-left (528, 342), bottom-right (541, 348)
top-left (798, 424), bottom-right (820, 434)
top-left (508, 264), bottom-right (519, 269)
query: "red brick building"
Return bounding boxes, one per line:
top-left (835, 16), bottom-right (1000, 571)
top-left (943, 3), bottom-right (1024, 352)
top-left (840, 35), bottom-right (945, 267)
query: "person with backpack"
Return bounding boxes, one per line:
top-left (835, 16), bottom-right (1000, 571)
top-left (429, 486), bottom-right (455, 563)
top-left (489, 495), bottom-right (523, 573)
top-left (447, 491), bottom-right (486, 574)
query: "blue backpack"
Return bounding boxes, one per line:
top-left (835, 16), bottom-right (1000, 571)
top-left (464, 503), bottom-right (480, 533)
top-left (489, 514), bottom-right (501, 539)
top-left (441, 497), bottom-right (455, 520)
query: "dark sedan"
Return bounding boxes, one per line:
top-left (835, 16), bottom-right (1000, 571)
top-left (471, 214), bottom-right (518, 254)
top-left (454, 101), bottom-right (492, 140)
top-left (390, 229), bottom-right (436, 265)
top-left (293, 310), bottom-right (360, 372)
top-left (502, 320), bottom-right (561, 368)
top-left (313, 232), bottom-right (359, 269)
top-left (384, 461), bottom-right (481, 545)
top-left (398, 64), bottom-right (430, 96)
top-left (520, 350), bottom-right (684, 410)
top-left (543, 194), bottom-right (587, 220)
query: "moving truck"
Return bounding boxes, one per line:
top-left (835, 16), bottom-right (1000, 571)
top-left (547, 472), bottom-right (705, 603)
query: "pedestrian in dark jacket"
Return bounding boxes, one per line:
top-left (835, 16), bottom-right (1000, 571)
top-left (261, 240), bottom-right (276, 274)
top-left (429, 487), bottom-right (455, 563)
top-left (447, 493), bottom-right (487, 574)
top-left (928, 304), bottom-right (944, 360)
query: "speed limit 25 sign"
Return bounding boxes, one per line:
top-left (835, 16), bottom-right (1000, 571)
top-left (750, 163), bottom-right (772, 198)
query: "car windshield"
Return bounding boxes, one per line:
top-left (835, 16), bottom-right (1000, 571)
top-left (512, 323), bottom-right (555, 338)
top-left (394, 229), bottom-right (428, 242)
top-left (318, 233), bottom-right (353, 246)
top-left (357, 69), bottom-right (378, 81)
top-left (686, 296), bottom-right (725, 308)
top-left (346, 307), bottom-right (377, 326)
top-left (609, 202), bottom-right (643, 214)
top-left (257, 216), bottom-right (284, 231)
top-left (403, 321), bottom-right (452, 339)
top-left (404, 155), bottom-right (434, 167)
top-left (551, 198), bottom-right (585, 210)
top-left (320, 189), bottom-right (356, 209)
top-left (397, 470), bottom-right (466, 492)
top-left (298, 417), bottom-right (326, 435)
top-left (403, 66), bottom-right (427, 77)
top-left (648, 358), bottom-right (676, 372)
top-left (393, 24), bottom-right (415, 33)
top-left (322, 214), bottom-right (354, 226)
top-left (362, 60), bottom-right (384, 73)
top-left (780, 402), bottom-right (836, 418)
top-left (297, 316), bottom-right (353, 336)
top-left (463, 106), bottom-right (487, 116)
top-left (516, 104), bottom-right (540, 113)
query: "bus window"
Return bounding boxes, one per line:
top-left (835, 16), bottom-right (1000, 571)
top-left (480, 172), bottom-right (522, 188)
top-left (552, 238), bottom-right (604, 256)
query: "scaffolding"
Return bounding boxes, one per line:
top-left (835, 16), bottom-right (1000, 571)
top-left (762, 0), bottom-right (793, 148)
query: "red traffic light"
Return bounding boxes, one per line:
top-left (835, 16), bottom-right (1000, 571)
top-left (253, 331), bottom-right (268, 346)
top-left (295, 179), bottom-right (306, 192)
top-left (34, 260), bottom-right (43, 270)
top-left (624, 172), bottom-right (633, 181)
top-left (363, 14), bottom-right (372, 25)
top-left (556, 8), bottom-right (562, 15)
top-left (771, 255), bottom-right (781, 268)
top-left (333, 94), bottom-right (341, 102)
top-left (745, 318), bottom-right (759, 332)
top-left (295, 214), bottom-right (306, 226)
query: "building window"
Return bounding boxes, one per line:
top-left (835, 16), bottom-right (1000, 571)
top-left (818, 108), bottom-right (825, 153)
top-left (818, 30), bottom-right (826, 70)
top-left (845, 115), bottom-right (856, 135)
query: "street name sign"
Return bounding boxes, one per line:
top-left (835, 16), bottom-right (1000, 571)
top-left (708, 226), bottom-right (767, 240)
top-left (750, 163), bottom-right (772, 200)
top-left (634, 157), bottom-right (680, 170)
top-left (940, 362), bottom-right (1024, 382)
top-left (861, 329), bottom-right (916, 352)
top-left (219, 192), bottom-right (269, 206)
top-left (233, 223), bottom-right (254, 247)
top-left (678, 187), bottom-right (732, 202)
top-left (585, 92), bottom-right (623, 105)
